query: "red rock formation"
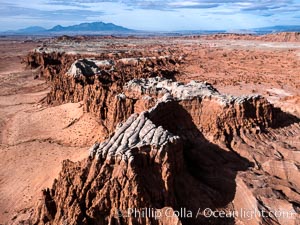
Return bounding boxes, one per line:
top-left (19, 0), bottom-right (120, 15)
top-left (28, 76), bottom-right (300, 225)
top-left (23, 45), bottom-right (300, 225)
top-left (202, 32), bottom-right (300, 42)
top-left (25, 52), bottom-right (183, 137)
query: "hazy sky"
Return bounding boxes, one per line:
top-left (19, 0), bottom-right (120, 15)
top-left (0, 0), bottom-right (300, 31)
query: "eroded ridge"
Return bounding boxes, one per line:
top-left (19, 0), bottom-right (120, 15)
top-left (124, 76), bottom-right (265, 104)
top-left (67, 56), bottom-right (175, 78)
top-left (25, 53), bottom-right (182, 136)
top-left (28, 76), bottom-right (300, 225)
top-left (32, 98), bottom-right (185, 225)
top-left (123, 77), bottom-right (274, 140)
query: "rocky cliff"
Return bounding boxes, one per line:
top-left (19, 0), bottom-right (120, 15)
top-left (202, 32), bottom-right (300, 42)
top-left (24, 50), bottom-right (300, 225)
top-left (29, 74), bottom-right (300, 225)
top-left (25, 51), bottom-right (183, 136)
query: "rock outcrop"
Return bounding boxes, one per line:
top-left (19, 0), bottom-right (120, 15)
top-left (202, 32), bottom-right (300, 42)
top-left (29, 74), bottom-right (300, 225)
top-left (31, 95), bottom-right (241, 225)
top-left (23, 46), bottom-right (300, 225)
top-left (25, 51), bottom-right (183, 136)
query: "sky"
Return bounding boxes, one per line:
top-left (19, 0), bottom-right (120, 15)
top-left (0, 0), bottom-right (300, 31)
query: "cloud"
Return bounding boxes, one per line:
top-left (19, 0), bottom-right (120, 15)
top-left (168, 2), bottom-right (220, 9)
top-left (0, 0), bottom-right (300, 31)
top-left (0, 4), bottom-right (104, 22)
top-left (48, 1), bottom-right (90, 8)
top-left (4, 0), bottom-right (298, 13)
top-left (46, 0), bottom-right (300, 16)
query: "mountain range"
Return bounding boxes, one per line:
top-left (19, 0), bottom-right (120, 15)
top-left (1, 22), bottom-right (300, 35)
top-left (252, 25), bottom-right (300, 34)
top-left (1, 22), bottom-right (133, 35)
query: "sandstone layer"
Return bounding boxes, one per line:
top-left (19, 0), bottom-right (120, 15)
top-left (202, 32), bottom-right (300, 42)
top-left (30, 73), bottom-right (300, 225)
top-left (25, 52), bottom-right (183, 137)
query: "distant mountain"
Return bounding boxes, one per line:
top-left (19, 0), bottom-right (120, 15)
top-left (2, 22), bottom-right (300, 36)
top-left (169, 30), bottom-right (227, 35)
top-left (48, 22), bottom-right (132, 33)
top-left (171, 25), bottom-right (300, 35)
top-left (251, 25), bottom-right (300, 34)
top-left (1, 26), bottom-right (47, 35)
top-left (17, 26), bottom-right (47, 33)
top-left (176, 26), bottom-right (300, 35)
top-left (154, 25), bottom-right (300, 36)
top-left (1, 22), bottom-right (134, 35)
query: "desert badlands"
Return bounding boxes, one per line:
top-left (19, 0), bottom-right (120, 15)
top-left (0, 33), bottom-right (300, 225)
